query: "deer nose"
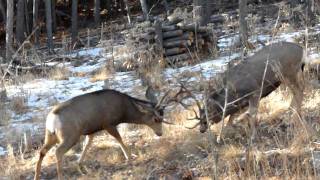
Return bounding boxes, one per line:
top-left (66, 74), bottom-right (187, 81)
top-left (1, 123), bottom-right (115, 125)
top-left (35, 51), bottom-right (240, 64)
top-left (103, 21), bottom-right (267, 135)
top-left (200, 126), bottom-right (207, 133)
top-left (155, 131), bottom-right (163, 136)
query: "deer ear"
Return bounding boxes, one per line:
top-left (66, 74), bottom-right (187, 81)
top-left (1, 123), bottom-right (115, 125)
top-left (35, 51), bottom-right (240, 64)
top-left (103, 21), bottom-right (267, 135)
top-left (133, 101), bottom-right (152, 114)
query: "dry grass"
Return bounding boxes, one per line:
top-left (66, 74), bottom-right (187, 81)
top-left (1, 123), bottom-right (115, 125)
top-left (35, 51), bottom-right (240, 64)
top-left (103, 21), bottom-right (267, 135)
top-left (0, 85), bottom-right (320, 179)
top-left (0, 102), bottom-right (11, 126)
top-left (49, 66), bottom-right (71, 80)
top-left (19, 73), bottom-right (37, 83)
top-left (89, 66), bottom-right (112, 83)
top-left (10, 95), bottom-right (28, 115)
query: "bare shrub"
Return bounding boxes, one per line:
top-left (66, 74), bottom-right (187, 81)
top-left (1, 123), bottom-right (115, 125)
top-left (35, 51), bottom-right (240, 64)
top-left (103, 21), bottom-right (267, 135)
top-left (0, 102), bottom-right (11, 126)
top-left (2, 144), bottom-right (22, 179)
top-left (90, 65), bottom-right (113, 83)
top-left (10, 95), bottom-right (28, 115)
top-left (49, 66), bottom-right (71, 80)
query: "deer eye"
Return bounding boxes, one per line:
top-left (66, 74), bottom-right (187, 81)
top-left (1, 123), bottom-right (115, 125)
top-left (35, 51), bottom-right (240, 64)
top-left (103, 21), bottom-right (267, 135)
top-left (154, 118), bottom-right (161, 123)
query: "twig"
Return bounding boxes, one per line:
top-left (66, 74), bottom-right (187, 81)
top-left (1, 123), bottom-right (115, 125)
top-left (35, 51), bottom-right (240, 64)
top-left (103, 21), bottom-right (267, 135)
top-left (2, 26), bottom-right (40, 80)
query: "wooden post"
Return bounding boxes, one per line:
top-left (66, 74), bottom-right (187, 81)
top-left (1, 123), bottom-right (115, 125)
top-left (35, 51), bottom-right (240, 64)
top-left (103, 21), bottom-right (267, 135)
top-left (101, 23), bottom-right (104, 41)
top-left (87, 28), bottom-right (90, 48)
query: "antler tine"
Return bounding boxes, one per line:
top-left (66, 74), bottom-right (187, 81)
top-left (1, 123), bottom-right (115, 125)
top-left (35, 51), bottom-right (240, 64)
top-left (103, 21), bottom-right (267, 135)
top-left (163, 120), bottom-right (175, 125)
top-left (185, 122), bottom-right (200, 129)
top-left (164, 83), bottom-right (191, 106)
top-left (177, 82), bottom-right (203, 114)
top-left (156, 90), bottom-right (171, 108)
top-left (187, 108), bottom-right (200, 120)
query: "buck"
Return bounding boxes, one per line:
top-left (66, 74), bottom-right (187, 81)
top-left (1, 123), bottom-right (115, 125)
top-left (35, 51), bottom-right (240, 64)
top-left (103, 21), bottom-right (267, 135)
top-left (34, 88), bottom-right (173, 180)
top-left (189, 41), bottom-right (315, 135)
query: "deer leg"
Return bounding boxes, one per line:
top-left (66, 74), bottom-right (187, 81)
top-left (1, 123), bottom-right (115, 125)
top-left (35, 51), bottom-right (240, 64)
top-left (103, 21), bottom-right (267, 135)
top-left (247, 95), bottom-right (259, 141)
top-left (77, 135), bottom-right (94, 165)
top-left (34, 130), bottom-right (57, 180)
top-left (77, 135), bottom-right (94, 174)
top-left (287, 72), bottom-right (304, 121)
top-left (55, 134), bottom-right (79, 180)
top-left (106, 127), bottom-right (131, 160)
top-left (229, 108), bottom-right (247, 125)
top-left (226, 113), bottom-right (240, 127)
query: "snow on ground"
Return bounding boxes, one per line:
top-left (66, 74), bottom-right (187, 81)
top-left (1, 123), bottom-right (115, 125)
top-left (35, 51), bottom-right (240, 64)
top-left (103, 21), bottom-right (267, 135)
top-left (0, 146), bottom-right (6, 156)
top-left (1, 25), bottom-right (320, 156)
top-left (69, 47), bottom-right (104, 58)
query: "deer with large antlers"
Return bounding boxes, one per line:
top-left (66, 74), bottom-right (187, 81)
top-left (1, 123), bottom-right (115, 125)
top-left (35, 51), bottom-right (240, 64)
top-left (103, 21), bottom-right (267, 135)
top-left (188, 42), bottom-right (317, 136)
top-left (34, 87), bottom-right (173, 180)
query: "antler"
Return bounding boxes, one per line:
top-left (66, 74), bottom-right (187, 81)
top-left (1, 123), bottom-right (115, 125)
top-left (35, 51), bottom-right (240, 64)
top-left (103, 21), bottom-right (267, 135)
top-left (163, 120), bottom-right (175, 125)
top-left (187, 108), bottom-right (201, 120)
top-left (155, 90), bottom-right (171, 109)
top-left (164, 83), bottom-right (197, 108)
top-left (185, 122), bottom-right (200, 129)
top-left (175, 82), bottom-right (203, 120)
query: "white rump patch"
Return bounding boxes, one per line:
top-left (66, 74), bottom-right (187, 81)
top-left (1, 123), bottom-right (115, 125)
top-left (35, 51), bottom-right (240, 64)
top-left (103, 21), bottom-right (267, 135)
top-left (46, 112), bottom-right (61, 133)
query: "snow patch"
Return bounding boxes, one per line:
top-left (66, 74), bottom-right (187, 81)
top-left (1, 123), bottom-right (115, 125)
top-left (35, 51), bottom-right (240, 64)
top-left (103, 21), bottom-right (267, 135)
top-left (70, 48), bottom-right (103, 58)
top-left (0, 146), bottom-right (6, 156)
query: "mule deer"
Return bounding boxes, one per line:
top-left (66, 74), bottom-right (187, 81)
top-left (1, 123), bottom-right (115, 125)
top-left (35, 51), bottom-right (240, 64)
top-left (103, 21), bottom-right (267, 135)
top-left (189, 42), bottom-right (312, 135)
top-left (34, 88), bottom-right (172, 180)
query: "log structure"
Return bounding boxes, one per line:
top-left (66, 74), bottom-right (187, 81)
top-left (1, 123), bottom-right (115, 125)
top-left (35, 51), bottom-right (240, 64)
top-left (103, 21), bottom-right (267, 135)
top-left (126, 13), bottom-right (217, 68)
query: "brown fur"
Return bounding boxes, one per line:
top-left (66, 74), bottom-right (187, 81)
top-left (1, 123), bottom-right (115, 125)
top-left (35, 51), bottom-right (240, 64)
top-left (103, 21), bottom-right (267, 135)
top-left (34, 89), bottom-right (166, 180)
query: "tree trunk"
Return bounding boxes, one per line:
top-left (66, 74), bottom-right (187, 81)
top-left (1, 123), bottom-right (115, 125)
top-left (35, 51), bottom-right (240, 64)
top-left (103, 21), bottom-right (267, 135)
top-left (306, 0), bottom-right (316, 26)
top-left (16, 0), bottom-right (26, 44)
top-left (52, 0), bottom-right (57, 32)
top-left (45, 0), bottom-right (54, 52)
top-left (24, 0), bottom-right (32, 35)
top-left (239, 0), bottom-right (249, 49)
top-left (0, 0), bottom-right (6, 23)
top-left (6, 0), bottom-right (14, 61)
top-left (71, 0), bottom-right (78, 46)
top-left (33, 0), bottom-right (40, 47)
top-left (120, 0), bottom-right (125, 13)
top-left (94, 0), bottom-right (101, 26)
top-left (193, 0), bottom-right (209, 26)
top-left (106, 0), bottom-right (112, 16)
top-left (124, 0), bottom-right (131, 24)
top-left (162, 0), bottom-right (170, 15)
top-left (140, 0), bottom-right (149, 20)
